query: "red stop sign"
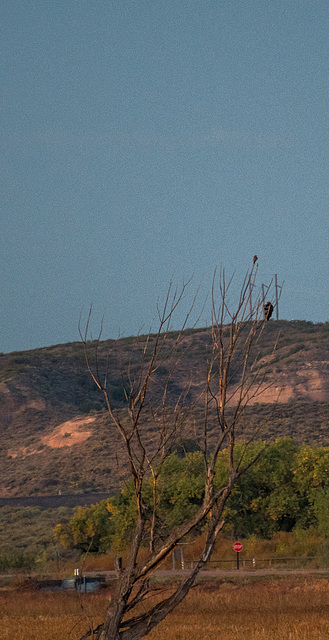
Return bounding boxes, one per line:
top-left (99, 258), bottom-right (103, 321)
top-left (233, 541), bottom-right (243, 552)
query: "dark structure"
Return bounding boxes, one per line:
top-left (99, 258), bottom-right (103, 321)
top-left (264, 301), bottom-right (274, 320)
top-left (253, 255), bottom-right (258, 264)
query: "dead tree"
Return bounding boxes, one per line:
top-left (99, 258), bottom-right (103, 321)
top-left (78, 261), bottom-right (277, 640)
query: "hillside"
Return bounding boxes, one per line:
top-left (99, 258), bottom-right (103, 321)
top-left (0, 320), bottom-right (329, 498)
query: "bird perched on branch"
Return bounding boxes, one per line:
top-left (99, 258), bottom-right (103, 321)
top-left (253, 255), bottom-right (258, 264)
top-left (264, 301), bottom-right (274, 320)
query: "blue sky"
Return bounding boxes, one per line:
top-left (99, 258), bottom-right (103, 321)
top-left (1, 1), bottom-right (328, 353)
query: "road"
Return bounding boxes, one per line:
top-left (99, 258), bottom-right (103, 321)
top-left (2, 568), bottom-right (329, 582)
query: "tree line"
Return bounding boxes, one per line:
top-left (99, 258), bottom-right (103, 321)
top-left (54, 437), bottom-right (329, 554)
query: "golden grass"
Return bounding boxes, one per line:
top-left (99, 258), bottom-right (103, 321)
top-left (1, 578), bottom-right (329, 639)
top-left (148, 579), bottom-right (329, 639)
top-left (0, 591), bottom-right (106, 640)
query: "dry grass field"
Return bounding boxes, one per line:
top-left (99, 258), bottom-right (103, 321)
top-left (1, 577), bottom-right (329, 640)
top-left (0, 590), bottom-right (106, 640)
top-left (148, 579), bottom-right (329, 640)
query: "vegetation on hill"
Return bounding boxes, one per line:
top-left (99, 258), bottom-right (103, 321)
top-left (0, 504), bottom-right (75, 570)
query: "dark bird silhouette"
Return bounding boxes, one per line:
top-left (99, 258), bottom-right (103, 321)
top-left (264, 301), bottom-right (274, 321)
top-left (253, 255), bottom-right (258, 264)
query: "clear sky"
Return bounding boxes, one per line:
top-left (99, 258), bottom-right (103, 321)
top-left (1, 1), bottom-right (328, 353)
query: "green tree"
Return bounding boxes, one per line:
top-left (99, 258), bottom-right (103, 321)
top-left (54, 499), bottom-right (114, 553)
top-left (155, 452), bottom-right (205, 530)
top-left (313, 487), bottom-right (329, 536)
top-left (58, 439), bottom-right (329, 554)
top-left (292, 444), bottom-right (329, 529)
top-left (214, 439), bottom-right (299, 538)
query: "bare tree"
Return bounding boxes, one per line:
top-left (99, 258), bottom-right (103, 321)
top-left (78, 261), bottom-right (277, 640)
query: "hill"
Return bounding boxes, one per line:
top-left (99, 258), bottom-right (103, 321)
top-left (0, 320), bottom-right (329, 498)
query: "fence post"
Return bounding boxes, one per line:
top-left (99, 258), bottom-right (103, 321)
top-left (114, 556), bottom-right (122, 576)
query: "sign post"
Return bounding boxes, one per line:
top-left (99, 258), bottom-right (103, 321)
top-left (233, 541), bottom-right (243, 570)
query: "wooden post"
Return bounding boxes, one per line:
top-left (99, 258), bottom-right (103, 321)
top-left (249, 280), bottom-right (253, 318)
top-left (275, 274), bottom-right (279, 320)
top-left (114, 556), bottom-right (122, 576)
